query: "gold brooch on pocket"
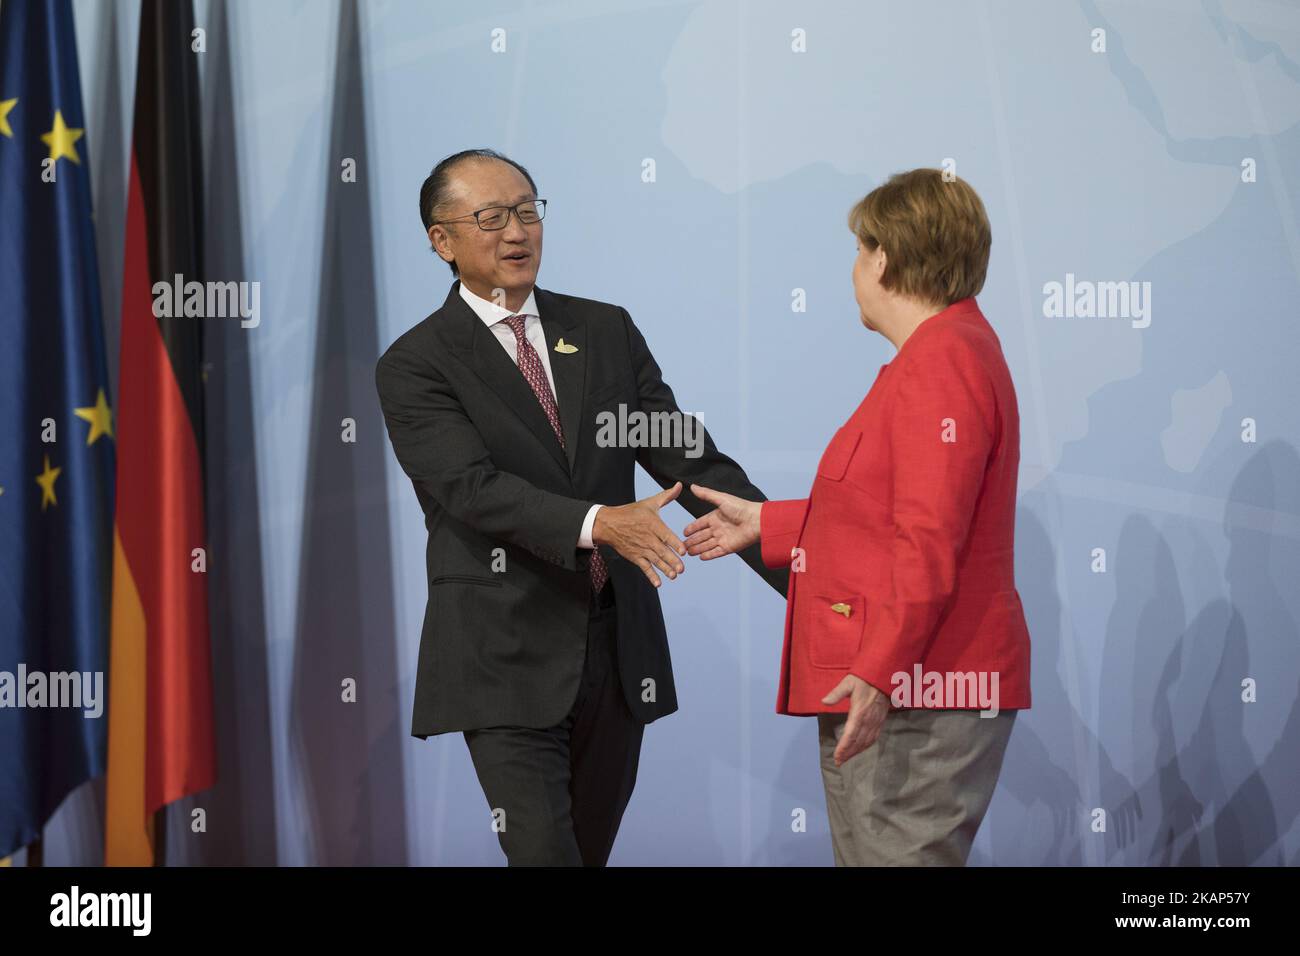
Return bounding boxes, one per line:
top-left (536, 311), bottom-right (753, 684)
top-left (830, 602), bottom-right (852, 618)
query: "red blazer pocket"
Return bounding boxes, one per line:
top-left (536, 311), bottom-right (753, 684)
top-left (805, 594), bottom-right (865, 669)
top-left (815, 427), bottom-right (862, 481)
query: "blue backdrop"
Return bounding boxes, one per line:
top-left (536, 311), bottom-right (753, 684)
top-left (33, 0), bottom-right (1300, 865)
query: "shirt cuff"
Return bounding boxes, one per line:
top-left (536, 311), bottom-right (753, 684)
top-left (578, 504), bottom-right (603, 549)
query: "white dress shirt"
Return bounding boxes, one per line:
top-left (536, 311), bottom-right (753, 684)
top-left (458, 281), bottom-right (602, 549)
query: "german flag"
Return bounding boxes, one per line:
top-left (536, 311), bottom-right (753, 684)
top-left (105, 0), bottom-right (215, 866)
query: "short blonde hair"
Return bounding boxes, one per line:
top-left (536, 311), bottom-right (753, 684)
top-left (847, 168), bottom-right (991, 305)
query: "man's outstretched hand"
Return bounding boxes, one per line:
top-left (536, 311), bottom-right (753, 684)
top-left (593, 481), bottom-right (687, 588)
top-left (682, 484), bottom-right (762, 560)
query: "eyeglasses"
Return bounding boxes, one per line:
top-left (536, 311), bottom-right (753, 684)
top-left (433, 199), bottom-right (547, 231)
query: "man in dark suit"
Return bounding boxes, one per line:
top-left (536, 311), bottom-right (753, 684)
top-left (375, 149), bottom-right (786, 866)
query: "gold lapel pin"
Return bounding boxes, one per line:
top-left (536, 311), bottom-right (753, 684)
top-left (830, 602), bottom-right (852, 618)
top-left (554, 338), bottom-right (578, 354)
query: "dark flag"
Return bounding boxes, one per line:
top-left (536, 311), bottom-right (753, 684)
top-left (104, 0), bottom-right (216, 866)
top-left (0, 0), bottom-right (116, 859)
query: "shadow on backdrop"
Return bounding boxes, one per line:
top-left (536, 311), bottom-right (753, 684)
top-left (1152, 443), bottom-right (1300, 864)
top-left (184, 0), bottom-right (281, 865)
top-left (288, 0), bottom-right (407, 865)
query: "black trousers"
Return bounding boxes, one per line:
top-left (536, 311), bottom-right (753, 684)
top-left (463, 586), bottom-right (643, 866)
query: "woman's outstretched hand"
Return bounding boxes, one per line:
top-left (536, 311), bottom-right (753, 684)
top-left (682, 484), bottom-right (762, 559)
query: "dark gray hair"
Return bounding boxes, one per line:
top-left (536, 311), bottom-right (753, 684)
top-left (419, 148), bottom-right (538, 276)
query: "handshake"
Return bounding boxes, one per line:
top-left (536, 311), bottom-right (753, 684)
top-left (591, 481), bottom-right (761, 588)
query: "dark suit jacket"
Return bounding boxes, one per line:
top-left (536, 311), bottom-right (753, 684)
top-left (376, 281), bottom-right (788, 738)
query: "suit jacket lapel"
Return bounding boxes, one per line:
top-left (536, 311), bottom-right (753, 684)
top-left (536, 288), bottom-right (586, 474)
top-left (440, 281), bottom-right (570, 475)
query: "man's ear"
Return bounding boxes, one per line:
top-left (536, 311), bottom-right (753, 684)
top-left (429, 224), bottom-right (454, 265)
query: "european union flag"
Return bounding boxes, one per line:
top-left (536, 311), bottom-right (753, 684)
top-left (0, 0), bottom-right (115, 859)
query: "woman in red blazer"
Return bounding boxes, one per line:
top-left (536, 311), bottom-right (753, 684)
top-left (685, 169), bottom-right (1030, 865)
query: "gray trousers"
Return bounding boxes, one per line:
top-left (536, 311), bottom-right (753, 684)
top-left (817, 708), bottom-right (1017, 866)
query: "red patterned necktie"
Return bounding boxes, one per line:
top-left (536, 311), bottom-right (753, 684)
top-left (503, 314), bottom-right (608, 595)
